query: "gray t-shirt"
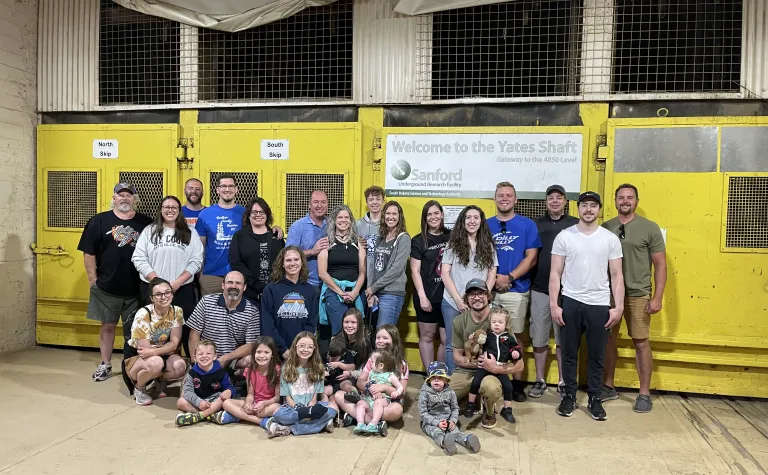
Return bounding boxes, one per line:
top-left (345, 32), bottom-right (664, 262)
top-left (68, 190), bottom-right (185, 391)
top-left (368, 232), bottom-right (411, 296)
top-left (442, 245), bottom-right (498, 311)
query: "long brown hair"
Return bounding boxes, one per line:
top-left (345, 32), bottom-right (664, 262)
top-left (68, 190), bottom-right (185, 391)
top-left (333, 308), bottom-right (371, 368)
top-left (281, 332), bottom-right (325, 383)
top-left (375, 324), bottom-right (405, 378)
top-left (378, 200), bottom-right (407, 241)
top-left (420, 200), bottom-right (450, 247)
top-left (270, 246), bottom-right (309, 283)
top-left (249, 336), bottom-right (280, 389)
top-left (447, 205), bottom-right (495, 270)
top-left (152, 196), bottom-right (191, 245)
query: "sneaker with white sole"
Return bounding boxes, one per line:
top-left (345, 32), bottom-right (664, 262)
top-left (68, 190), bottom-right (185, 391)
top-left (528, 380), bottom-right (547, 398)
top-left (588, 396), bottom-right (607, 421)
top-left (134, 387), bottom-right (153, 406)
top-left (557, 393), bottom-right (575, 417)
top-left (92, 362), bottom-right (112, 382)
top-left (267, 420), bottom-right (291, 438)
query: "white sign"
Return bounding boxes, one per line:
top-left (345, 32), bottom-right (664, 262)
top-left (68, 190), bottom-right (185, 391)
top-left (443, 205), bottom-right (465, 229)
top-left (385, 133), bottom-right (583, 198)
top-left (93, 139), bottom-right (118, 159)
top-left (261, 139), bottom-right (289, 160)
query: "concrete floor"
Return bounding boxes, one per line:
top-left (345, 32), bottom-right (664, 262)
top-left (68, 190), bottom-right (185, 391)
top-left (1, 348), bottom-right (767, 475)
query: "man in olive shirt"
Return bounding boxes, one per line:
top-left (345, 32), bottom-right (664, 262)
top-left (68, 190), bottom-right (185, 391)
top-left (451, 279), bottom-right (524, 429)
top-left (601, 184), bottom-right (667, 413)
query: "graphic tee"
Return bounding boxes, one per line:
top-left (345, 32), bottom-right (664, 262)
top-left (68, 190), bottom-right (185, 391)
top-left (195, 204), bottom-right (246, 276)
top-left (487, 215), bottom-right (542, 293)
top-left (181, 205), bottom-right (205, 227)
top-left (280, 367), bottom-right (324, 406)
top-left (78, 210), bottom-right (153, 296)
top-left (128, 304), bottom-right (184, 348)
top-left (410, 232), bottom-right (450, 302)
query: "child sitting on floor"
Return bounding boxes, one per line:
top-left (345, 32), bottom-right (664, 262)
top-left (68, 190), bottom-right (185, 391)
top-left (419, 361), bottom-right (481, 456)
top-left (352, 349), bottom-right (403, 435)
top-left (176, 340), bottom-right (235, 426)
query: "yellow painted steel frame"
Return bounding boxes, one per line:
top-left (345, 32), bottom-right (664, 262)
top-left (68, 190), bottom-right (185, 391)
top-left (606, 117), bottom-right (768, 397)
top-left (381, 124), bottom-right (592, 376)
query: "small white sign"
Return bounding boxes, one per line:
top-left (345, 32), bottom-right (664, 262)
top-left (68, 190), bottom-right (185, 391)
top-left (443, 205), bottom-right (466, 229)
top-left (93, 139), bottom-right (118, 159)
top-left (261, 139), bottom-right (289, 160)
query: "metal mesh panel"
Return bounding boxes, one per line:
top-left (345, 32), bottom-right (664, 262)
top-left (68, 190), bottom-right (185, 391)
top-left (197, 0), bottom-right (353, 103)
top-left (47, 171), bottom-right (98, 228)
top-left (420, 1), bottom-right (584, 100)
top-left (99, 0), bottom-right (180, 105)
top-left (119, 171), bottom-right (164, 218)
top-left (612, 0), bottom-right (742, 94)
top-left (725, 176), bottom-right (768, 249)
top-left (209, 172), bottom-right (259, 207)
top-left (285, 174), bottom-right (345, 230)
top-left (516, 199), bottom-right (570, 220)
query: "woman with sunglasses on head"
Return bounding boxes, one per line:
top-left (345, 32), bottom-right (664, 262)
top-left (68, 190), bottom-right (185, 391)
top-left (132, 195), bottom-right (204, 356)
top-left (440, 205), bottom-right (498, 374)
top-left (410, 200), bottom-right (451, 370)
top-left (124, 277), bottom-right (187, 406)
top-left (229, 197), bottom-right (286, 307)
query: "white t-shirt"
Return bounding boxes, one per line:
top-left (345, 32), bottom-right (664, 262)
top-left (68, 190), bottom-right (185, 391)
top-left (551, 225), bottom-right (622, 306)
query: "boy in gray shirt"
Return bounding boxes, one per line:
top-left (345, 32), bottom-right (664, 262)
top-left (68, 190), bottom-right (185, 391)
top-left (356, 185), bottom-right (385, 258)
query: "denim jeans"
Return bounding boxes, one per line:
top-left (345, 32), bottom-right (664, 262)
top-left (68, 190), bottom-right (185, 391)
top-left (324, 292), bottom-right (352, 335)
top-left (441, 300), bottom-right (462, 374)
top-left (272, 401), bottom-right (337, 436)
top-left (376, 294), bottom-right (405, 327)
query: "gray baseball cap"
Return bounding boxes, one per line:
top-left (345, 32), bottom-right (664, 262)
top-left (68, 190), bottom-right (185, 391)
top-left (465, 278), bottom-right (488, 293)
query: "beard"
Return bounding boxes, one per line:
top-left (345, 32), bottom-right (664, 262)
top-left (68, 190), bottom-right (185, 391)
top-left (226, 288), bottom-right (241, 300)
top-left (116, 202), bottom-right (132, 212)
top-left (185, 193), bottom-right (201, 205)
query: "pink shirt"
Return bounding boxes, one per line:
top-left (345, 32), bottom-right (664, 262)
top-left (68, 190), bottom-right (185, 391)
top-left (243, 365), bottom-right (280, 403)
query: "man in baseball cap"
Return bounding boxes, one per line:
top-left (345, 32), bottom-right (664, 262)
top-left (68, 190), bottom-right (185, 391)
top-left (114, 182), bottom-right (138, 195)
top-left (578, 191), bottom-right (602, 206)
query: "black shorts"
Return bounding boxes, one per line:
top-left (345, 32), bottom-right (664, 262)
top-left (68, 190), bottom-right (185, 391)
top-left (413, 294), bottom-right (444, 327)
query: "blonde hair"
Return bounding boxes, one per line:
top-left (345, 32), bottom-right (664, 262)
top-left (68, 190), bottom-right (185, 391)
top-left (109, 193), bottom-right (142, 211)
top-left (489, 307), bottom-right (511, 331)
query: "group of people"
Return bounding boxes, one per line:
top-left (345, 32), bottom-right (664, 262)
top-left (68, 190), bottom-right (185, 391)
top-left (77, 174), bottom-right (666, 452)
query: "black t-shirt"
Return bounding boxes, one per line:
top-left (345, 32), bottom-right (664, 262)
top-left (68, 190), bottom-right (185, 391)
top-left (410, 231), bottom-right (450, 302)
top-left (78, 211), bottom-right (152, 297)
top-left (327, 240), bottom-right (360, 282)
top-left (530, 213), bottom-right (579, 294)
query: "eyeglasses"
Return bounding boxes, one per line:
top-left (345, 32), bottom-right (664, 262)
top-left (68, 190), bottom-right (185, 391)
top-left (217, 184), bottom-right (236, 189)
top-left (618, 224), bottom-right (626, 240)
top-left (250, 210), bottom-right (266, 216)
top-left (468, 292), bottom-right (487, 300)
top-left (161, 206), bottom-right (179, 211)
top-left (297, 344), bottom-right (315, 351)
top-left (152, 290), bottom-right (173, 299)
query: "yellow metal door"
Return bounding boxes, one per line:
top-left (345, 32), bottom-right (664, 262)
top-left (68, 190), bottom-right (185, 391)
top-left (36, 124), bottom-right (180, 348)
top-left (605, 117), bottom-right (768, 397)
top-left (195, 123), bottom-right (363, 232)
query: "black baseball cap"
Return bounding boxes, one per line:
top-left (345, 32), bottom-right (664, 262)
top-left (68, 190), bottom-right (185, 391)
top-left (546, 184), bottom-right (566, 196)
top-left (578, 191), bottom-right (602, 206)
top-left (464, 278), bottom-right (488, 293)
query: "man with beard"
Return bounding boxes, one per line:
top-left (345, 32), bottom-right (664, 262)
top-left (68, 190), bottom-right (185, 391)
top-left (550, 192), bottom-right (624, 421)
top-left (186, 271), bottom-right (260, 369)
top-left (486, 181), bottom-right (541, 402)
top-left (601, 184), bottom-right (666, 413)
top-left (527, 185), bottom-right (578, 398)
top-left (195, 174), bottom-right (246, 295)
top-left (78, 182), bottom-right (153, 381)
top-left (181, 178), bottom-right (205, 227)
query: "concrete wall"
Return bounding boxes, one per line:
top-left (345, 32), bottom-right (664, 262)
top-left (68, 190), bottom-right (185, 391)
top-left (0, 0), bottom-right (38, 353)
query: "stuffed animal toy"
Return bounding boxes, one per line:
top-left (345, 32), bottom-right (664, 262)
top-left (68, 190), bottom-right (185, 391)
top-left (464, 329), bottom-right (487, 362)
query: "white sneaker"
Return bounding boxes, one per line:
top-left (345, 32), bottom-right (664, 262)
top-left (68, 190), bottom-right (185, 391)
top-left (134, 387), bottom-right (153, 406)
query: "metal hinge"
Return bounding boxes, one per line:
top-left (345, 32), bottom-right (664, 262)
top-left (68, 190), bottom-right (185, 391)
top-left (30, 244), bottom-right (69, 256)
top-left (373, 135), bottom-right (383, 171)
top-left (595, 134), bottom-right (608, 171)
top-left (176, 138), bottom-right (195, 170)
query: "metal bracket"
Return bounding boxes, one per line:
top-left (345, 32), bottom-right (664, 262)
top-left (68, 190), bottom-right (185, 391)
top-left (373, 135), bottom-right (383, 171)
top-left (595, 134), bottom-right (608, 171)
top-left (30, 244), bottom-right (69, 256)
top-left (176, 138), bottom-right (195, 170)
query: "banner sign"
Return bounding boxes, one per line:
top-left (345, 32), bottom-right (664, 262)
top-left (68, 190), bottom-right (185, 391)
top-left (385, 133), bottom-right (583, 199)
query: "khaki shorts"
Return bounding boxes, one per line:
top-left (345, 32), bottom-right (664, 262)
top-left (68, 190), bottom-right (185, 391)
top-left (86, 284), bottom-right (139, 325)
top-left (622, 295), bottom-right (651, 340)
top-left (450, 370), bottom-right (503, 417)
top-left (529, 290), bottom-right (561, 347)
top-left (199, 275), bottom-right (224, 296)
top-left (492, 291), bottom-right (529, 334)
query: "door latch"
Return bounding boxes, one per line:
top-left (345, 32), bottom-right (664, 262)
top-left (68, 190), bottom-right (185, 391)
top-left (30, 244), bottom-right (69, 256)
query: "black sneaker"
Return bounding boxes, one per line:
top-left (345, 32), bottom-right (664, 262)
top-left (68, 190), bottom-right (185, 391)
top-left (557, 393), bottom-right (575, 417)
top-left (588, 396), bottom-right (607, 421)
top-left (343, 392), bottom-right (361, 404)
top-left (499, 407), bottom-right (516, 423)
top-left (342, 414), bottom-right (356, 427)
top-left (511, 380), bottom-right (527, 402)
top-left (377, 421), bottom-right (388, 437)
top-left (463, 401), bottom-right (477, 418)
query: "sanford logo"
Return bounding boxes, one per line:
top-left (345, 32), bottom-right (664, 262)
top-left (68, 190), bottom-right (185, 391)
top-left (390, 159), bottom-right (463, 182)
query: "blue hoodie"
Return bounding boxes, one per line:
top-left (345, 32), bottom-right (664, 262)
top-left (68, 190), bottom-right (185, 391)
top-left (260, 278), bottom-right (319, 354)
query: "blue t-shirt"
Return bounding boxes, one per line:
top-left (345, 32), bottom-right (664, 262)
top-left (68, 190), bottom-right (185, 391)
top-left (286, 214), bottom-right (327, 286)
top-left (195, 204), bottom-right (246, 276)
top-left (487, 215), bottom-right (542, 293)
top-left (182, 205), bottom-right (205, 227)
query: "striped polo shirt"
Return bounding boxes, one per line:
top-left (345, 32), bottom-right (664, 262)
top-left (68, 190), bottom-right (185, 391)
top-left (187, 294), bottom-right (260, 356)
